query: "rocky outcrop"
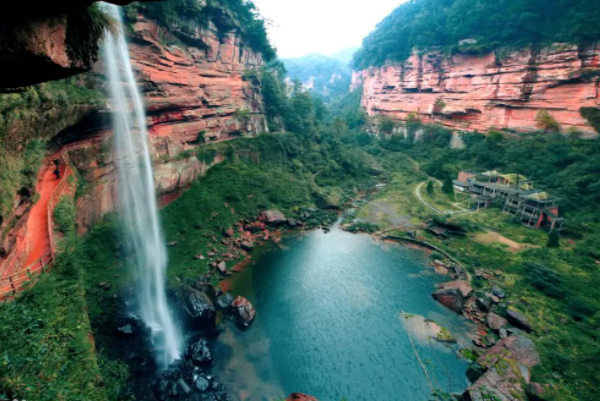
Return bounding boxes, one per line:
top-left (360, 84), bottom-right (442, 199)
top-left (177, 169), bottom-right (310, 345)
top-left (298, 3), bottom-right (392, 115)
top-left (432, 286), bottom-right (464, 313)
top-left (466, 335), bottom-right (541, 401)
top-left (0, 1), bottom-right (154, 88)
top-left (231, 295), bottom-right (256, 329)
top-left (69, 10), bottom-right (266, 229)
top-left (172, 286), bottom-right (216, 326)
top-left (353, 45), bottom-right (600, 136)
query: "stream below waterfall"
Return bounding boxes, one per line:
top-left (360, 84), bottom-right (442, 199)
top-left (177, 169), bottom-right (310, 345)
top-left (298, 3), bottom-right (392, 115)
top-left (211, 223), bottom-right (473, 401)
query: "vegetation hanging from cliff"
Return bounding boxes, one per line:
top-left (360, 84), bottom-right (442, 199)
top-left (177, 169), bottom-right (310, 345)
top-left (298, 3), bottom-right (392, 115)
top-left (353, 0), bottom-right (600, 68)
top-left (126, 0), bottom-right (276, 61)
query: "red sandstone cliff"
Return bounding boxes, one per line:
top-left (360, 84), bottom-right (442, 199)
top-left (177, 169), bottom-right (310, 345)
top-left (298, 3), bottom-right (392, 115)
top-left (352, 44), bottom-right (600, 136)
top-left (74, 13), bottom-right (268, 229)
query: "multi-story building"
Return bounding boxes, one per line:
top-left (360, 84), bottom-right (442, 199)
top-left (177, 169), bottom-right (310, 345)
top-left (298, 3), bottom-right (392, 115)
top-left (454, 171), bottom-right (564, 231)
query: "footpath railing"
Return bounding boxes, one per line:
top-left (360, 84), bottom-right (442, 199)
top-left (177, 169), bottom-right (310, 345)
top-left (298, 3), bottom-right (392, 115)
top-left (0, 137), bottom-right (103, 302)
top-left (0, 252), bottom-right (53, 301)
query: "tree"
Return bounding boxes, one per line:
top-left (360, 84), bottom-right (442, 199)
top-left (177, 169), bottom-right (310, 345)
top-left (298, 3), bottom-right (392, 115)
top-left (547, 229), bottom-right (560, 248)
top-left (427, 180), bottom-right (434, 195)
top-left (536, 110), bottom-right (560, 132)
top-left (442, 175), bottom-right (454, 195)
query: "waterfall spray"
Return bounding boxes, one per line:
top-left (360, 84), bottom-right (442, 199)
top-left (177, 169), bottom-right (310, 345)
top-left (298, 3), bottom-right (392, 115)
top-left (101, 3), bottom-right (182, 367)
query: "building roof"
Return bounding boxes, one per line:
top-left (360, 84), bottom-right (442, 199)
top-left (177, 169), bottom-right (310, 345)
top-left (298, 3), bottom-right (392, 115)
top-left (522, 191), bottom-right (552, 201)
top-left (453, 180), bottom-right (468, 186)
top-left (499, 173), bottom-right (529, 185)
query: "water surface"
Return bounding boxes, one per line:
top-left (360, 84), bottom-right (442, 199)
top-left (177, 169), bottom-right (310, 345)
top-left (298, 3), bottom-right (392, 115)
top-left (212, 224), bottom-right (471, 401)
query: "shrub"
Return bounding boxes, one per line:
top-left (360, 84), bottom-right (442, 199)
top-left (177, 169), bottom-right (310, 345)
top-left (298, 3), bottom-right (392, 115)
top-left (442, 175), bottom-right (454, 194)
top-left (546, 230), bottom-right (560, 248)
top-left (53, 196), bottom-right (76, 236)
top-left (377, 115), bottom-right (395, 134)
top-left (535, 110), bottom-right (560, 132)
top-left (525, 262), bottom-right (565, 298)
top-left (580, 107), bottom-right (600, 133)
top-left (426, 180), bottom-right (434, 195)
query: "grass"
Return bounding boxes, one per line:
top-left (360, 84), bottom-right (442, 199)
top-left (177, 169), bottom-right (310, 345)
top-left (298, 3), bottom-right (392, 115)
top-left (0, 239), bottom-right (129, 401)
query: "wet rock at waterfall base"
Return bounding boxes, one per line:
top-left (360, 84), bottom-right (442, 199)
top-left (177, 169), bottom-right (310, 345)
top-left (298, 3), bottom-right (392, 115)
top-left (187, 339), bottom-right (212, 366)
top-left (215, 293), bottom-right (234, 310)
top-left (154, 360), bottom-right (226, 401)
top-left (231, 296), bottom-right (256, 329)
top-left (172, 286), bottom-right (216, 327)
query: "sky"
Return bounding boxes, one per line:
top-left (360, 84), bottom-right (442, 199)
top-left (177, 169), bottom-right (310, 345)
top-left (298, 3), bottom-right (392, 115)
top-left (252, 0), bottom-right (403, 59)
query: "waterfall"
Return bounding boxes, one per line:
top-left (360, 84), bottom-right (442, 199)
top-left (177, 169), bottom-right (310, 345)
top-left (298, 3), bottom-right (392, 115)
top-left (101, 3), bottom-right (182, 367)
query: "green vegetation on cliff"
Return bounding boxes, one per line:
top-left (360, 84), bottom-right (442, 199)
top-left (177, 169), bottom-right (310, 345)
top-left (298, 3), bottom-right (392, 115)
top-left (353, 0), bottom-right (600, 68)
top-left (125, 0), bottom-right (275, 61)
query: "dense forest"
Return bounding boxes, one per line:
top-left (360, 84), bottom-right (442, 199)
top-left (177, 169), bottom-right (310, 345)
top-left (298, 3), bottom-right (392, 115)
top-left (353, 0), bottom-right (600, 68)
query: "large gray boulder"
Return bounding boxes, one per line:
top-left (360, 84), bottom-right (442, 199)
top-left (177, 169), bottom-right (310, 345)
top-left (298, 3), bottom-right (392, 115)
top-left (173, 286), bottom-right (216, 324)
top-left (261, 210), bottom-right (286, 225)
top-left (506, 309), bottom-right (533, 332)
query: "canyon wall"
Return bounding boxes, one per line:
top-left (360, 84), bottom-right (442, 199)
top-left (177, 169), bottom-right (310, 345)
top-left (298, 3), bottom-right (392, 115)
top-left (74, 12), bottom-right (268, 229)
top-left (1, 7), bottom-right (268, 264)
top-left (352, 44), bottom-right (600, 136)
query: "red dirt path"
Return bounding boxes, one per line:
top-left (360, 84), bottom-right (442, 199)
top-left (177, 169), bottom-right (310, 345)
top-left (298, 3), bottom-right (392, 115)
top-left (20, 162), bottom-right (62, 271)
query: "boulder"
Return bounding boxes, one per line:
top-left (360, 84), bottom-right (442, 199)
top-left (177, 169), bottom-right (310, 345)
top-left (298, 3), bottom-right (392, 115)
top-left (487, 312), bottom-right (508, 332)
top-left (261, 210), bottom-right (286, 225)
top-left (492, 285), bottom-right (506, 299)
top-left (223, 227), bottom-right (234, 237)
top-left (155, 360), bottom-right (226, 401)
top-left (287, 394), bottom-right (319, 401)
top-left (499, 328), bottom-right (508, 339)
top-left (215, 293), bottom-right (234, 310)
top-left (217, 261), bottom-right (227, 274)
top-left (432, 287), bottom-right (464, 313)
top-left (187, 339), bottom-right (212, 366)
top-left (506, 309), bottom-right (533, 332)
top-left (231, 296), bottom-right (256, 329)
top-left (526, 382), bottom-right (549, 401)
top-left (117, 323), bottom-right (134, 335)
top-left (240, 241), bottom-right (254, 252)
top-left (476, 297), bottom-right (491, 312)
top-left (439, 280), bottom-right (473, 298)
top-left (173, 286), bottom-right (216, 324)
top-left (287, 218), bottom-right (297, 227)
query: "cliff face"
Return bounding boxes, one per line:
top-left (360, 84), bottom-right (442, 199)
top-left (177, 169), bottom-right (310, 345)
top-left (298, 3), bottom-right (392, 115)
top-left (353, 44), bottom-right (600, 136)
top-left (0, 1), bottom-right (150, 88)
top-left (1, 8), bottom-right (267, 260)
top-left (74, 12), bottom-right (267, 229)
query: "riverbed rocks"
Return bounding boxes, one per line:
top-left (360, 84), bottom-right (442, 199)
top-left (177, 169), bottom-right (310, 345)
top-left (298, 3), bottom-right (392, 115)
top-left (215, 293), bottom-right (234, 310)
top-left (155, 360), bottom-right (226, 401)
top-left (173, 286), bottom-right (216, 326)
top-left (187, 339), bottom-right (212, 366)
top-left (464, 335), bottom-right (541, 401)
top-left (231, 296), bottom-right (256, 329)
top-left (506, 309), bottom-right (533, 332)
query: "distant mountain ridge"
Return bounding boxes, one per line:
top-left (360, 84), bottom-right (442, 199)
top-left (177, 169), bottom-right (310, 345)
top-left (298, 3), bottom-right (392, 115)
top-left (282, 53), bottom-right (352, 99)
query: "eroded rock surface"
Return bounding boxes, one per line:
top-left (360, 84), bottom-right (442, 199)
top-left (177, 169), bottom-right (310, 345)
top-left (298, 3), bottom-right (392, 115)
top-left (353, 45), bottom-right (600, 136)
top-left (231, 295), bottom-right (256, 329)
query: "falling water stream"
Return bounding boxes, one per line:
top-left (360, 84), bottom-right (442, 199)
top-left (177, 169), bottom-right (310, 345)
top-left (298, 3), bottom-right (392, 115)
top-left (102, 3), bottom-right (182, 368)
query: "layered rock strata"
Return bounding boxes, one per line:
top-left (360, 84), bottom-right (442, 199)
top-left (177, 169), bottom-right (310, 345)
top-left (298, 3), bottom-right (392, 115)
top-left (353, 44), bottom-right (600, 136)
